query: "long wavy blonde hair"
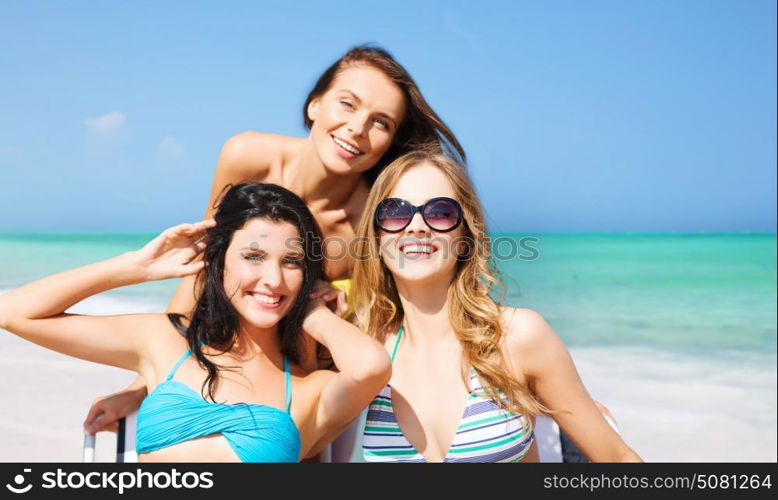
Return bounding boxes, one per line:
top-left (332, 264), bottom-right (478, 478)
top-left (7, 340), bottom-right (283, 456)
top-left (351, 149), bottom-right (549, 417)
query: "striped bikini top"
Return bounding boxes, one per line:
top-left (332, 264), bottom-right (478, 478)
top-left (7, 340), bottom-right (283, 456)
top-left (136, 348), bottom-right (301, 463)
top-left (363, 325), bottom-right (534, 463)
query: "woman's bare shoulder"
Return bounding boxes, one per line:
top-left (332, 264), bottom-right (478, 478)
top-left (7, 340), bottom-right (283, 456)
top-left (226, 130), bottom-right (299, 150)
top-left (501, 307), bottom-right (562, 362)
top-left (219, 131), bottom-right (302, 176)
top-left (501, 306), bottom-right (552, 338)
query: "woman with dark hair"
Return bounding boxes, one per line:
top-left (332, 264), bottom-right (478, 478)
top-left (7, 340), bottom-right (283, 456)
top-left (84, 45), bottom-right (465, 442)
top-left (0, 183), bottom-right (390, 462)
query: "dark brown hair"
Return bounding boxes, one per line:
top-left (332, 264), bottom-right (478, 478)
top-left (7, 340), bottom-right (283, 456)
top-left (169, 182), bottom-right (324, 402)
top-left (303, 44), bottom-right (466, 184)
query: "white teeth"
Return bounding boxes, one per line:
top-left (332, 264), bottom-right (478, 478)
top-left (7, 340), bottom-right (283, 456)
top-left (251, 293), bottom-right (280, 304)
top-left (333, 136), bottom-right (362, 155)
top-left (402, 244), bottom-right (434, 255)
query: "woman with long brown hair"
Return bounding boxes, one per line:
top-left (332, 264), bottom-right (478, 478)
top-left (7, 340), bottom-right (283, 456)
top-left (352, 149), bottom-right (641, 462)
top-left (83, 45), bottom-right (464, 448)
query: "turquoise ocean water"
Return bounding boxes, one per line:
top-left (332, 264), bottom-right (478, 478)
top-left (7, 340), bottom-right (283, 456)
top-left (0, 232), bottom-right (774, 365)
top-left (0, 232), bottom-right (775, 460)
top-left (497, 233), bottom-right (777, 360)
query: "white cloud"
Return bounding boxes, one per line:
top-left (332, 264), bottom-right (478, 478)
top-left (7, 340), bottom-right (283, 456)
top-left (84, 111), bottom-right (128, 135)
top-left (156, 136), bottom-right (187, 167)
top-left (82, 111), bottom-right (129, 162)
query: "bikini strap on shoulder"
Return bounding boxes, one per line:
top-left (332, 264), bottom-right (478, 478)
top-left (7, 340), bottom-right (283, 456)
top-left (165, 349), bottom-right (193, 381)
top-left (390, 323), bottom-right (404, 363)
top-left (284, 355), bottom-right (292, 412)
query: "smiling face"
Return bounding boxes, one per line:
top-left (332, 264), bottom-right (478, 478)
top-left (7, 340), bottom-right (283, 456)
top-left (307, 64), bottom-right (406, 176)
top-left (378, 162), bottom-right (465, 287)
top-left (222, 218), bottom-right (305, 331)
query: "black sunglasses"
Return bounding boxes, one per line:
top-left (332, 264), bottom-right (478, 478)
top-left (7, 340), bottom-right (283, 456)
top-left (374, 197), bottom-right (463, 233)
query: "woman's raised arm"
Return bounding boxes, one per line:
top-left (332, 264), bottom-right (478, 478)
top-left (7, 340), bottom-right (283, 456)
top-left (302, 284), bottom-right (391, 453)
top-left (0, 220), bottom-right (214, 372)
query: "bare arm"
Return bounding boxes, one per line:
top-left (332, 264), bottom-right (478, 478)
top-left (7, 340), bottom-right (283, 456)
top-left (0, 253), bottom-right (165, 371)
top-left (507, 308), bottom-right (642, 462)
top-left (83, 378), bottom-right (148, 434)
top-left (303, 286), bottom-right (391, 454)
top-left (0, 220), bottom-right (214, 374)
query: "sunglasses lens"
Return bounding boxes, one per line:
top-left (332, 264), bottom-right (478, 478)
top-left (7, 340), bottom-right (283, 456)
top-left (376, 199), bottom-right (412, 231)
top-left (423, 198), bottom-right (461, 231)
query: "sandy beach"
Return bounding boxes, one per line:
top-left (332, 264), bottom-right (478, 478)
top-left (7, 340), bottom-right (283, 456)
top-left (571, 347), bottom-right (777, 462)
top-left (0, 331), bottom-right (134, 462)
top-left (2, 330), bottom-right (774, 463)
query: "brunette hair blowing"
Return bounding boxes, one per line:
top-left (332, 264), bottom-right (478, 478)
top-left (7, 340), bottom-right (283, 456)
top-left (168, 182), bottom-right (324, 402)
top-left (303, 44), bottom-right (466, 184)
top-left (351, 149), bottom-right (549, 418)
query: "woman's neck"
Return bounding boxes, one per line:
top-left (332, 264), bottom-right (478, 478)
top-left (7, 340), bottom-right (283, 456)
top-left (395, 277), bottom-right (457, 349)
top-left (287, 138), bottom-right (364, 211)
top-left (233, 322), bottom-right (284, 366)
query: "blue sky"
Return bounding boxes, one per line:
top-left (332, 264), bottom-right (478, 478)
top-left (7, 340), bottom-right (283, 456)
top-left (0, 0), bottom-right (775, 232)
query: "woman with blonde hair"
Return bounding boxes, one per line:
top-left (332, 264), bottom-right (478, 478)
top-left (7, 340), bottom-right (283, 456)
top-left (352, 150), bottom-right (641, 462)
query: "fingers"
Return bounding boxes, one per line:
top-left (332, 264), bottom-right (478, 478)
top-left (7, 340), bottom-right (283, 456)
top-left (166, 219), bottom-right (217, 238)
top-left (178, 260), bottom-right (206, 276)
top-left (335, 290), bottom-right (348, 317)
top-left (309, 280), bottom-right (327, 295)
top-left (90, 414), bottom-right (119, 434)
top-left (311, 289), bottom-right (338, 303)
top-left (83, 404), bottom-right (103, 434)
top-left (103, 421), bottom-right (119, 433)
top-left (84, 407), bottom-right (118, 435)
top-left (191, 238), bottom-right (207, 254)
top-left (188, 219), bottom-right (216, 233)
top-left (307, 280), bottom-right (347, 317)
top-left (164, 223), bottom-right (193, 238)
top-left (309, 280), bottom-right (337, 300)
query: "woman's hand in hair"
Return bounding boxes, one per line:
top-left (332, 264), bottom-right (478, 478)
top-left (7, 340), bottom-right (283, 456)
top-left (132, 219), bottom-right (216, 282)
top-left (308, 280), bottom-right (348, 317)
top-left (302, 281), bottom-right (348, 345)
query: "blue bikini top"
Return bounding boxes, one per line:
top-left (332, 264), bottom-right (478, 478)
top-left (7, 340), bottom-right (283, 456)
top-left (136, 348), bottom-right (301, 462)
